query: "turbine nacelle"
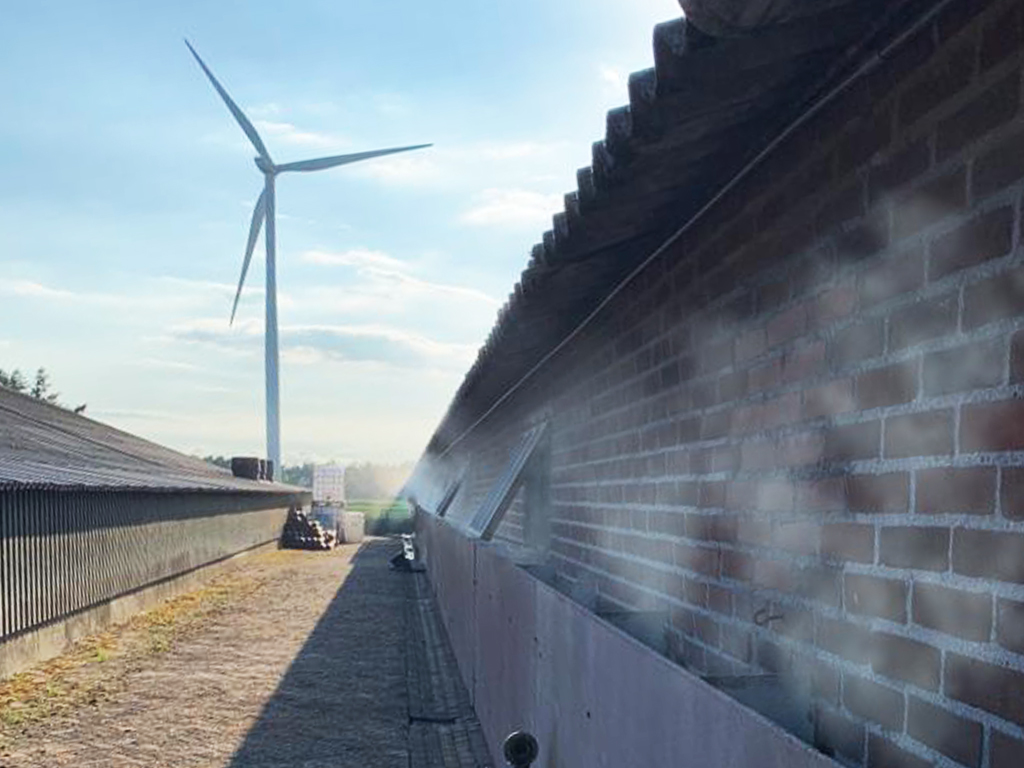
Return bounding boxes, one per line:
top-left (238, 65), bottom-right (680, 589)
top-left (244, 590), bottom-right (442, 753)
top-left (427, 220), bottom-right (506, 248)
top-left (254, 156), bottom-right (275, 175)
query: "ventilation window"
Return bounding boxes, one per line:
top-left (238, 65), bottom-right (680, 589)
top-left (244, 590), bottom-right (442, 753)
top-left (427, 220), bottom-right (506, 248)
top-left (467, 422), bottom-right (548, 540)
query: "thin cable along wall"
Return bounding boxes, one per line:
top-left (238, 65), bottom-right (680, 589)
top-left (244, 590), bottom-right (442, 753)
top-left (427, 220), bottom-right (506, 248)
top-left (0, 489), bottom-right (301, 643)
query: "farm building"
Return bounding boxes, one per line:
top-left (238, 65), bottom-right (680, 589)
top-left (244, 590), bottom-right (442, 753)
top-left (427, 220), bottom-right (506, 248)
top-left (0, 385), bottom-right (309, 677)
top-left (408, 0), bottom-right (1024, 766)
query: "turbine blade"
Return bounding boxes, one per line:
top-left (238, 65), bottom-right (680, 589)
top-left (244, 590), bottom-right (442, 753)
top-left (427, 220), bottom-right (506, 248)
top-left (230, 189), bottom-right (267, 325)
top-left (184, 39), bottom-right (273, 165)
top-left (275, 144), bottom-right (432, 173)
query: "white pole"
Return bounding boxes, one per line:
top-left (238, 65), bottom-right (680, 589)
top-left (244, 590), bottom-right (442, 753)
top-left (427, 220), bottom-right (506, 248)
top-left (263, 173), bottom-right (282, 475)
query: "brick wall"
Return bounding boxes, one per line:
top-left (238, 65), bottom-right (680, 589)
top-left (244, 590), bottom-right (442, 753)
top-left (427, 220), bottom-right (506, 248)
top-left (433, 1), bottom-right (1024, 766)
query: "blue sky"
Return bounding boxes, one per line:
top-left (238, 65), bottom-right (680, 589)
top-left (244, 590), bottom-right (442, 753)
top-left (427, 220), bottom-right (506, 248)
top-left (0, 0), bottom-right (680, 464)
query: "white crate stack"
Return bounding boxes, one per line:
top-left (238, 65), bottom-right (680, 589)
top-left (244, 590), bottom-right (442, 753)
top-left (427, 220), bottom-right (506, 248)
top-left (313, 464), bottom-right (346, 504)
top-left (312, 464), bottom-right (363, 543)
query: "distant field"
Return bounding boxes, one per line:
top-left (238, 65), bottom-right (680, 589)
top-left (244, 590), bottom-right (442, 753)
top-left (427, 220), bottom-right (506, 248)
top-left (345, 498), bottom-right (412, 535)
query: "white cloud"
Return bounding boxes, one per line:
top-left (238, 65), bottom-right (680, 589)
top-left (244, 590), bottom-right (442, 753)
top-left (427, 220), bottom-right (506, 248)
top-left (599, 64), bottom-right (627, 92)
top-left (300, 248), bottom-right (500, 308)
top-left (253, 120), bottom-right (348, 150)
top-left (245, 102), bottom-right (284, 119)
top-left (301, 248), bottom-right (407, 271)
top-left (167, 318), bottom-right (475, 370)
top-left (135, 357), bottom-right (202, 372)
top-left (350, 152), bottom-right (444, 186)
top-left (0, 279), bottom-right (76, 300)
top-left (459, 188), bottom-right (562, 229)
top-left (347, 140), bottom-right (571, 188)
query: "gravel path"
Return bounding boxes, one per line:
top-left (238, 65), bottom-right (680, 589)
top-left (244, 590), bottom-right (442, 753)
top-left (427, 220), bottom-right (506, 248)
top-left (2, 540), bottom-right (411, 768)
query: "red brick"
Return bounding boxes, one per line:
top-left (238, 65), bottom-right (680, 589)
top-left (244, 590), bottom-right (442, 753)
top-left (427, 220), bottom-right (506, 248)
top-left (814, 705), bottom-right (864, 762)
top-left (813, 281), bottom-right (857, 325)
top-left (937, 71), bottom-right (1021, 161)
top-left (997, 598), bottom-right (1024, 655)
top-left (718, 369), bottom-right (747, 402)
top-left (953, 528), bottom-right (1024, 583)
top-left (992, 730), bottom-right (1024, 768)
top-left (916, 466), bottom-right (996, 515)
top-left (835, 219), bottom-right (888, 263)
top-left (845, 573), bottom-right (907, 622)
top-left (974, 125), bottom-right (1024, 200)
top-left (879, 527), bottom-right (950, 572)
top-left (773, 522), bottom-right (819, 556)
top-left (1002, 467), bottom-right (1024, 520)
top-left (778, 431), bottom-right (823, 467)
top-left (830, 318), bottom-right (884, 368)
top-left (740, 440), bottom-right (775, 471)
top-left (803, 379), bottom-right (855, 419)
top-left (980, 2), bottom-right (1024, 72)
top-left (816, 180), bottom-right (865, 235)
top-left (885, 410), bottom-right (954, 458)
top-left (760, 392), bottom-right (801, 430)
top-left (907, 697), bottom-right (982, 768)
top-left (945, 652), bottom-right (1024, 725)
top-left (825, 421), bottom-right (881, 462)
top-left (872, 631), bottom-right (941, 690)
top-left (811, 659), bottom-right (840, 705)
top-left (867, 734), bottom-right (931, 768)
top-left (845, 472), bottom-right (909, 513)
top-left (708, 584), bottom-right (732, 615)
top-left (930, 205), bottom-right (1014, 281)
top-left (856, 361), bottom-right (918, 409)
top-left (700, 410), bottom-right (731, 440)
top-left (757, 277), bottom-right (790, 311)
top-left (889, 294), bottom-right (958, 351)
top-left (859, 248), bottom-right (925, 308)
top-left (674, 543), bottom-right (720, 577)
top-left (747, 359), bottom-right (780, 393)
top-left (767, 303), bottom-right (807, 347)
top-left (961, 399), bottom-right (1024, 453)
top-left (796, 476), bottom-right (845, 512)
top-left (1011, 330), bottom-right (1024, 385)
top-left (898, 38), bottom-right (976, 128)
top-left (795, 565), bottom-right (841, 608)
top-left (963, 264), bottom-right (1024, 329)
top-left (845, 674), bottom-right (905, 730)
top-left (721, 550), bottom-right (754, 582)
top-left (892, 169), bottom-right (967, 240)
top-left (922, 338), bottom-right (1005, 397)
top-left (700, 339), bottom-right (733, 374)
top-left (781, 341), bottom-right (825, 384)
top-left (822, 523), bottom-right (875, 564)
top-left (868, 139), bottom-right (931, 205)
top-left (735, 329), bottom-right (766, 364)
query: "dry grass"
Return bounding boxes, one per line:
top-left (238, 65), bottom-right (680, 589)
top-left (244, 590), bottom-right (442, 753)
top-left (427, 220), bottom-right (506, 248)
top-left (0, 561), bottom-right (269, 750)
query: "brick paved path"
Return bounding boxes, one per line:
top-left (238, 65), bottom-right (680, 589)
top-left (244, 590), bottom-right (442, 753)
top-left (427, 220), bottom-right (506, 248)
top-left (1, 540), bottom-right (491, 768)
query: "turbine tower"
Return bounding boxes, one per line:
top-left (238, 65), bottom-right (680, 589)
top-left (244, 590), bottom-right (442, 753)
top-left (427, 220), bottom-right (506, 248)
top-left (185, 41), bottom-right (429, 474)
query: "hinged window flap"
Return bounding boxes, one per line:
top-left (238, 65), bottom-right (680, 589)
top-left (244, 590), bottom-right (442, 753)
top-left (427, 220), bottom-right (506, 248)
top-left (467, 422), bottom-right (548, 539)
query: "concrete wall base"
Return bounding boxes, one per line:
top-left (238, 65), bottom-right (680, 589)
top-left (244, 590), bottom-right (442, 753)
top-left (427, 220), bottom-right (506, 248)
top-left (417, 512), bottom-right (839, 768)
top-left (0, 539), bottom-right (279, 680)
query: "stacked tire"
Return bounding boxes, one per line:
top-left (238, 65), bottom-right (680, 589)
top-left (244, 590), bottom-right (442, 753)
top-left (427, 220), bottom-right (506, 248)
top-left (281, 508), bottom-right (336, 550)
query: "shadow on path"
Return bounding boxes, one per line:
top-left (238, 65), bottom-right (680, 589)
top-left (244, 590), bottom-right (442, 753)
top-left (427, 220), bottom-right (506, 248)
top-left (227, 539), bottom-right (408, 768)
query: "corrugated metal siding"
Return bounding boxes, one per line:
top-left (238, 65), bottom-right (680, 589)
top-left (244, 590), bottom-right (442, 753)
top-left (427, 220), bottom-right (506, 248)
top-left (0, 489), bottom-right (301, 642)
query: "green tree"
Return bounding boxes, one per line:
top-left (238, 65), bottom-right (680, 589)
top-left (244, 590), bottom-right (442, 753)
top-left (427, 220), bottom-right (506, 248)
top-left (0, 368), bottom-right (28, 393)
top-left (30, 368), bottom-right (59, 403)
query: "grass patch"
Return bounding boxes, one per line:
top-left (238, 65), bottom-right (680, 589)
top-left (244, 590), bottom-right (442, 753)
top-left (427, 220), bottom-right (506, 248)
top-left (0, 565), bottom-right (264, 750)
top-left (345, 498), bottom-right (412, 535)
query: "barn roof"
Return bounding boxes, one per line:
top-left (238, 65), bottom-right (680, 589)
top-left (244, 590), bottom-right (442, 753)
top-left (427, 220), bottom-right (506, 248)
top-left (427, 0), bottom-right (933, 453)
top-left (0, 386), bottom-right (303, 493)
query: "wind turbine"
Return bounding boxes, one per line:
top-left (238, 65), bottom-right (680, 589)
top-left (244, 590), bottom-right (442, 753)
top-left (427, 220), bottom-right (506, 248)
top-left (185, 40), bottom-right (430, 475)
